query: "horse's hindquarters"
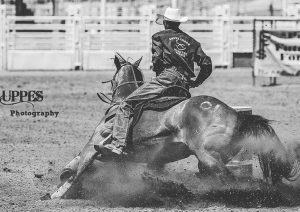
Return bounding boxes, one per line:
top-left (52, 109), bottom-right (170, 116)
top-left (130, 104), bottom-right (191, 165)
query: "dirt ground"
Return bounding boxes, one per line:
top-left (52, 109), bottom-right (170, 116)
top-left (0, 68), bottom-right (300, 211)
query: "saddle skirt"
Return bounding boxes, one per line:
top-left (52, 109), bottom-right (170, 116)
top-left (103, 85), bottom-right (190, 127)
top-left (131, 95), bottom-right (187, 128)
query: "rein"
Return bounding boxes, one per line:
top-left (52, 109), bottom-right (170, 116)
top-left (112, 81), bottom-right (144, 96)
top-left (98, 63), bottom-right (144, 104)
top-left (111, 64), bottom-right (144, 100)
top-left (97, 92), bottom-right (112, 104)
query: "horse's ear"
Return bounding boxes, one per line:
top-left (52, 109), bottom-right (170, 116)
top-left (114, 52), bottom-right (126, 70)
top-left (133, 56), bottom-right (143, 67)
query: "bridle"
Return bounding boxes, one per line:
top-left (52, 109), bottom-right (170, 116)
top-left (98, 63), bottom-right (144, 104)
top-left (112, 64), bottom-right (143, 96)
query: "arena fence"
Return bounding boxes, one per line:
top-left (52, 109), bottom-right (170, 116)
top-left (5, 16), bottom-right (76, 70)
top-left (0, 15), bottom-right (230, 71)
top-left (82, 16), bottom-right (151, 70)
top-left (1, 10), bottom-right (300, 71)
top-left (178, 17), bottom-right (230, 68)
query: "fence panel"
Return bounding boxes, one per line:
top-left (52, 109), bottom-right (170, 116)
top-left (6, 16), bottom-right (76, 70)
top-left (183, 18), bottom-right (230, 67)
top-left (82, 16), bottom-right (151, 70)
top-left (232, 18), bottom-right (254, 53)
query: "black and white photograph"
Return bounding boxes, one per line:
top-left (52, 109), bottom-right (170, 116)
top-left (1, 0), bottom-right (300, 211)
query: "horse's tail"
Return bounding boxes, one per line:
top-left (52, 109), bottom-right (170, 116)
top-left (234, 113), bottom-right (299, 184)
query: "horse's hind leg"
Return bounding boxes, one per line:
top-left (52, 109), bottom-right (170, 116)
top-left (184, 125), bottom-right (236, 183)
top-left (193, 148), bottom-right (235, 183)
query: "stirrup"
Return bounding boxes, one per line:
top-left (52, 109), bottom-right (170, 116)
top-left (94, 134), bottom-right (112, 152)
top-left (105, 144), bottom-right (127, 155)
top-left (96, 143), bottom-right (128, 158)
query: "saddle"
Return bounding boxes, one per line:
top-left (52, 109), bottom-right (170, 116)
top-left (131, 86), bottom-right (190, 127)
top-left (102, 85), bottom-right (190, 126)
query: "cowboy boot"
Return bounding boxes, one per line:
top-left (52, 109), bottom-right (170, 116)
top-left (99, 103), bottom-right (132, 157)
top-left (95, 136), bottom-right (128, 158)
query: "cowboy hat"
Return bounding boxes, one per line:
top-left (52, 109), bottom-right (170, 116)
top-left (156, 7), bottom-right (188, 25)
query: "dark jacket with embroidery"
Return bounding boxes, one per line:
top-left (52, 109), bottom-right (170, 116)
top-left (152, 28), bottom-right (212, 86)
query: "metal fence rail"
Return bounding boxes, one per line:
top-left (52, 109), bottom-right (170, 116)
top-left (82, 16), bottom-right (151, 70)
top-left (5, 16), bottom-right (76, 70)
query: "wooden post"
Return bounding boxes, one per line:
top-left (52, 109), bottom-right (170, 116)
top-left (66, 5), bottom-right (82, 70)
top-left (53, 0), bottom-right (59, 16)
top-left (101, 0), bottom-right (106, 17)
top-left (0, 5), bottom-right (6, 71)
top-left (100, 0), bottom-right (106, 51)
top-left (282, 0), bottom-right (287, 16)
top-left (74, 6), bottom-right (82, 70)
top-left (252, 18), bottom-right (256, 86)
top-left (146, 16), bottom-right (151, 69)
top-left (171, 0), bottom-right (177, 8)
top-left (220, 17), bottom-right (224, 67)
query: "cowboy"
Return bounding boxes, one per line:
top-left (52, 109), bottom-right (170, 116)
top-left (100, 7), bottom-right (212, 157)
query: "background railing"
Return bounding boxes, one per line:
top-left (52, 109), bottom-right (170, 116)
top-left (1, 12), bottom-right (300, 71)
top-left (5, 16), bottom-right (76, 70)
top-left (82, 16), bottom-right (151, 70)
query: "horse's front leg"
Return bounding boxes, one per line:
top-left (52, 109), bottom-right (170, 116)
top-left (73, 117), bottom-right (113, 177)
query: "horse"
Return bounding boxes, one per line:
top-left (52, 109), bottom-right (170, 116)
top-left (55, 53), bottom-right (300, 200)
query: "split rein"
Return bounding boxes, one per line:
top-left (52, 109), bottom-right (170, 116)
top-left (97, 65), bottom-right (144, 104)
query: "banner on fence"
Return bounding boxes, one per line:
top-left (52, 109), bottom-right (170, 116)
top-left (254, 30), bottom-right (300, 77)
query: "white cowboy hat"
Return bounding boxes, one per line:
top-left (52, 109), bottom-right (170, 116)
top-left (156, 7), bottom-right (188, 25)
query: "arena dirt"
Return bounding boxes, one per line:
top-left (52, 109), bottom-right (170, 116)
top-left (1, 69), bottom-right (300, 211)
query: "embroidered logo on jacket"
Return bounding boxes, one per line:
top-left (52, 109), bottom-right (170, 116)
top-left (170, 37), bottom-right (190, 57)
top-left (175, 39), bottom-right (187, 51)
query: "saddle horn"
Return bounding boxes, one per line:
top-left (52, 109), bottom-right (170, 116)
top-left (133, 56), bottom-right (143, 67)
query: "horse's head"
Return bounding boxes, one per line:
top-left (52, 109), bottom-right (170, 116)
top-left (111, 53), bottom-right (144, 102)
